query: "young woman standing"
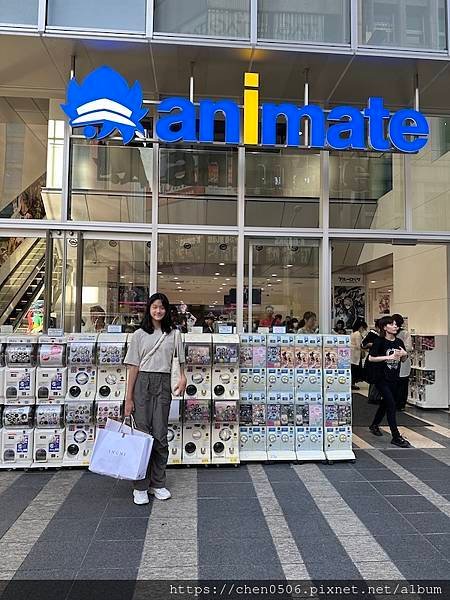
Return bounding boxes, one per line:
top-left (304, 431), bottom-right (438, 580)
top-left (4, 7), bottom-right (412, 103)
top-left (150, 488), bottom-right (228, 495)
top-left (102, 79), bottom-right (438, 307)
top-left (368, 316), bottom-right (412, 448)
top-left (124, 293), bottom-right (187, 504)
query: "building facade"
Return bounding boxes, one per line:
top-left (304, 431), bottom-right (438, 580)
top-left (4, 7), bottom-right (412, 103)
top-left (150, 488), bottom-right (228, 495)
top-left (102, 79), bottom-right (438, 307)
top-left (1, 0), bottom-right (450, 388)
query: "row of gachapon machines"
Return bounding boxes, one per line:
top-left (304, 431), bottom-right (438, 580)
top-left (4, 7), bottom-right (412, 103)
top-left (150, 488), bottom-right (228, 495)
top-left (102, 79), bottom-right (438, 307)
top-left (239, 333), bottom-right (351, 394)
top-left (166, 388), bottom-right (353, 465)
top-left (0, 333), bottom-right (129, 405)
top-left (0, 399), bottom-right (125, 467)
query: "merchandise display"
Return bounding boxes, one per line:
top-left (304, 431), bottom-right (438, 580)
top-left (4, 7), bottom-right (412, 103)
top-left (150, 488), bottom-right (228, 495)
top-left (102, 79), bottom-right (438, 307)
top-left (33, 404), bottom-right (65, 463)
top-left (0, 336), bottom-right (5, 405)
top-left (66, 334), bottom-right (97, 400)
top-left (182, 333), bottom-right (212, 464)
top-left (4, 336), bottom-right (37, 404)
top-left (322, 335), bottom-right (355, 461)
top-left (409, 335), bottom-right (448, 409)
top-left (36, 335), bottom-right (67, 403)
top-left (0, 331), bottom-right (357, 469)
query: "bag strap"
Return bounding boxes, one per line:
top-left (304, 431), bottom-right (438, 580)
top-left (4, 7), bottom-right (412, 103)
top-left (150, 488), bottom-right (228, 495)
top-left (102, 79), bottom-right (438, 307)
top-left (172, 328), bottom-right (179, 360)
top-left (141, 331), bottom-right (167, 364)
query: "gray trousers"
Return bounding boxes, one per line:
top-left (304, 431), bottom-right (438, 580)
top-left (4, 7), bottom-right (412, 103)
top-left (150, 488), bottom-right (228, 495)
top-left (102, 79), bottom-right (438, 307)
top-left (133, 371), bottom-right (171, 491)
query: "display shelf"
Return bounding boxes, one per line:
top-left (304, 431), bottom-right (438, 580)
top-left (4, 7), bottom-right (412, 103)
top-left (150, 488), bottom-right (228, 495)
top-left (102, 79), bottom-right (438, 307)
top-left (408, 334), bottom-right (448, 409)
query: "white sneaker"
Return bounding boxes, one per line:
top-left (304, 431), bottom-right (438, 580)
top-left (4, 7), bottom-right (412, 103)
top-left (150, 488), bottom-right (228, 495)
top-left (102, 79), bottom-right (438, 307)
top-left (149, 487), bottom-right (171, 500)
top-left (133, 489), bottom-right (149, 505)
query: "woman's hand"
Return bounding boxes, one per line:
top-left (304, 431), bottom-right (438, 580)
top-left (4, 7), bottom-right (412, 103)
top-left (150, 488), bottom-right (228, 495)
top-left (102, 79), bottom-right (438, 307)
top-left (124, 398), bottom-right (135, 417)
top-left (174, 374), bottom-right (187, 396)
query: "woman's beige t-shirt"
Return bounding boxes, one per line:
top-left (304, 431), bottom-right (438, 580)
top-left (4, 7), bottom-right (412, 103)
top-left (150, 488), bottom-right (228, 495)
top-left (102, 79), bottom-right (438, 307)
top-left (124, 328), bottom-right (185, 373)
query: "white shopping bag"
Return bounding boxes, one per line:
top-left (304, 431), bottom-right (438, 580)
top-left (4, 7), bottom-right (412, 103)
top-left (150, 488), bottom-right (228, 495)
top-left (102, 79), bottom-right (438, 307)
top-left (89, 417), bottom-right (153, 480)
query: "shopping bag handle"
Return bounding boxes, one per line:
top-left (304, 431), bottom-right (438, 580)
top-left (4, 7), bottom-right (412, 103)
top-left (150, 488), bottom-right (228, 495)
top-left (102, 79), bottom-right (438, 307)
top-left (120, 415), bottom-right (137, 434)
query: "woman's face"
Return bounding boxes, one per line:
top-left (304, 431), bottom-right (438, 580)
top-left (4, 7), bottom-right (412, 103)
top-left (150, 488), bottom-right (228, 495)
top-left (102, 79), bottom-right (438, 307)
top-left (150, 299), bottom-right (166, 322)
top-left (306, 316), bottom-right (316, 329)
top-left (384, 322), bottom-right (398, 336)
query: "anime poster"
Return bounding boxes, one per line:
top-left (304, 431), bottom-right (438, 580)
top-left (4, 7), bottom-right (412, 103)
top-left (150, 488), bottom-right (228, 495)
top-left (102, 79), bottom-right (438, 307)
top-left (376, 291), bottom-right (391, 316)
top-left (333, 275), bottom-right (365, 329)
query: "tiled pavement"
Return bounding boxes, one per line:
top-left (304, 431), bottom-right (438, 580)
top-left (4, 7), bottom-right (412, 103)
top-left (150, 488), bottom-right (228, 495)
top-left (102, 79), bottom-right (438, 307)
top-left (0, 410), bottom-right (449, 591)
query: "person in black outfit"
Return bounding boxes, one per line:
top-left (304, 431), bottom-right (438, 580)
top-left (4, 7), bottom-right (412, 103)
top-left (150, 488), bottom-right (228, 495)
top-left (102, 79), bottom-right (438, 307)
top-left (202, 313), bottom-right (215, 334)
top-left (368, 315), bottom-right (412, 448)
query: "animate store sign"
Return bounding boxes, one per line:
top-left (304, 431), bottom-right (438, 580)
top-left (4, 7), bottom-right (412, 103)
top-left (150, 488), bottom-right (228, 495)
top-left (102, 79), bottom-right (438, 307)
top-left (62, 66), bottom-right (429, 153)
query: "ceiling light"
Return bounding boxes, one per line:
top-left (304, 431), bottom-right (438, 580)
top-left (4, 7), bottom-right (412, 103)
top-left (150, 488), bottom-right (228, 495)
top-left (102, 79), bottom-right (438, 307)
top-left (174, 277), bottom-right (179, 280)
top-left (267, 284), bottom-right (272, 287)
top-left (271, 274), bottom-right (277, 277)
top-left (388, 289), bottom-right (392, 292)
top-left (225, 278), bottom-right (230, 281)
top-left (128, 281), bottom-right (133, 284)
top-left (370, 280), bottom-right (376, 284)
top-left (277, 279), bottom-right (281, 282)
top-left (157, 271), bottom-right (162, 275)
top-left (219, 262), bottom-right (225, 266)
top-left (213, 277), bottom-right (218, 280)
top-left (120, 275), bottom-right (125, 279)
top-left (215, 272), bottom-right (220, 276)
top-left (286, 264), bottom-right (293, 268)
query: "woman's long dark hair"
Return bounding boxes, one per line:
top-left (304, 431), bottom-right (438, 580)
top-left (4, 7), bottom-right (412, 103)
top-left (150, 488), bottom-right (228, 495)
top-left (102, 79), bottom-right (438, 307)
top-left (140, 293), bottom-right (175, 334)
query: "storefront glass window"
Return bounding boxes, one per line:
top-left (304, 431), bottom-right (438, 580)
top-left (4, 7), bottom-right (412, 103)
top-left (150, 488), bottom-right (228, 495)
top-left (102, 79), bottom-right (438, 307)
top-left (0, 235), bottom-right (48, 332)
top-left (158, 234), bottom-right (237, 329)
top-left (360, 0), bottom-right (447, 51)
top-left (72, 238), bottom-right (151, 333)
top-left (159, 147), bottom-right (237, 225)
top-left (0, 0), bottom-right (39, 26)
top-left (329, 152), bottom-right (405, 230)
top-left (411, 116), bottom-right (450, 232)
top-left (154, 0), bottom-right (250, 39)
top-left (244, 238), bottom-right (320, 333)
top-left (47, 0), bottom-right (146, 32)
top-left (70, 140), bottom-right (152, 223)
top-left (258, 0), bottom-right (350, 44)
top-left (245, 151), bottom-right (320, 227)
top-left (0, 97), bottom-right (61, 222)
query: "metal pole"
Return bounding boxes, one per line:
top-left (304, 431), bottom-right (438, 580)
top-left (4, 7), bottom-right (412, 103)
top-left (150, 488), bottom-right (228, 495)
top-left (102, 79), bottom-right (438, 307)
top-left (236, 146), bottom-right (245, 332)
top-left (43, 230), bottom-right (53, 331)
top-left (74, 231), bottom-right (84, 332)
top-left (61, 55), bottom-right (76, 222)
top-left (304, 68), bottom-right (310, 147)
top-left (319, 150), bottom-right (331, 333)
top-left (248, 243), bottom-right (253, 332)
top-left (189, 62), bottom-right (195, 103)
top-left (414, 72), bottom-right (420, 111)
top-left (150, 142), bottom-right (159, 295)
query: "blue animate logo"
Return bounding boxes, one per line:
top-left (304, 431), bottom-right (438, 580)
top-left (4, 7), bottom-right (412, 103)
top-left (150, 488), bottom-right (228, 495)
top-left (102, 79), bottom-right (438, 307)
top-left (61, 66), bottom-right (148, 144)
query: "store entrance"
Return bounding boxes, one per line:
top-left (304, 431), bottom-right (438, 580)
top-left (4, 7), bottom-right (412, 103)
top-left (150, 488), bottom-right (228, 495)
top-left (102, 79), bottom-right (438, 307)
top-left (331, 240), bottom-right (450, 442)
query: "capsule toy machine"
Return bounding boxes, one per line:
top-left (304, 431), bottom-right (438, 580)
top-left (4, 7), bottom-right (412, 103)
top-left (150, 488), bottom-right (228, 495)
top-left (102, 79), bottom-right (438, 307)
top-left (95, 333), bottom-right (128, 428)
top-left (1, 405), bottom-right (34, 466)
top-left (295, 391), bottom-right (325, 462)
top-left (294, 334), bottom-right (322, 393)
top-left (239, 333), bottom-right (266, 393)
top-left (212, 334), bottom-right (240, 401)
top-left (33, 404), bottom-right (65, 464)
top-left (167, 397), bottom-right (182, 465)
top-left (184, 333), bottom-right (212, 401)
top-left (65, 334), bottom-right (97, 401)
top-left (63, 400), bottom-right (95, 466)
top-left (182, 397), bottom-right (211, 465)
top-left (266, 334), bottom-right (295, 394)
top-left (36, 335), bottom-right (67, 404)
top-left (266, 391), bottom-right (295, 461)
top-left (0, 336), bottom-right (5, 405)
top-left (322, 335), bottom-right (354, 462)
top-left (4, 336), bottom-right (37, 405)
top-left (239, 391), bottom-right (267, 461)
top-left (212, 399), bottom-right (239, 464)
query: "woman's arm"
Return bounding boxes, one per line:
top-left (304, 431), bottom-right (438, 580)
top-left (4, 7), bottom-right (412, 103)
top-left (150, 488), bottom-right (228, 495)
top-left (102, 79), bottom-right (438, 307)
top-left (124, 366), bottom-right (139, 416)
top-left (175, 364), bottom-right (187, 396)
